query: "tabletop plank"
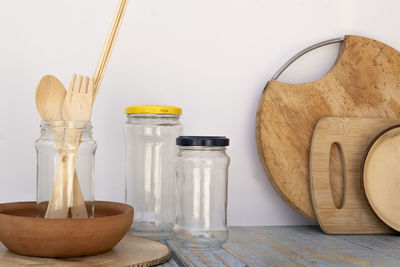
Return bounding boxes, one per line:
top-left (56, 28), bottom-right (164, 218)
top-left (336, 235), bottom-right (400, 260)
top-left (160, 258), bottom-right (180, 267)
top-left (223, 226), bottom-right (400, 267)
top-left (166, 240), bottom-right (247, 267)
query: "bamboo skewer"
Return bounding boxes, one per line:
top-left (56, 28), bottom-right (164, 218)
top-left (93, 0), bottom-right (128, 101)
top-left (94, 0), bottom-right (127, 98)
top-left (93, 0), bottom-right (124, 86)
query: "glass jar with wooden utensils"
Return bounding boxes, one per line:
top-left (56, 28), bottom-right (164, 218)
top-left (36, 120), bottom-right (97, 218)
top-left (34, 0), bottom-right (128, 218)
top-left (35, 75), bottom-right (96, 218)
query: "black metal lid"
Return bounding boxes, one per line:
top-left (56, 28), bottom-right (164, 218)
top-left (176, 136), bottom-right (229, 147)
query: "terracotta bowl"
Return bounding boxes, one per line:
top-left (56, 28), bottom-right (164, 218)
top-left (0, 201), bottom-right (134, 257)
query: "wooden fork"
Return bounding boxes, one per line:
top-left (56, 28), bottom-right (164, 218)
top-left (63, 74), bottom-right (94, 216)
top-left (63, 74), bottom-right (94, 122)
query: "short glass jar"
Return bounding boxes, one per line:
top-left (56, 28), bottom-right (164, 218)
top-left (35, 121), bottom-right (97, 218)
top-left (124, 105), bottom-right (182, 240)
top-left (174, 136), bottom-right (230, 250)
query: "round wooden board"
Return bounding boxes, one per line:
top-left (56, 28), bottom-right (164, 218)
top-left (362, 126), bottom-right (400, 232)
top-left (256, 35), bottom-right (400, 220)
top-left (0, 234), bottom-right (171, 267)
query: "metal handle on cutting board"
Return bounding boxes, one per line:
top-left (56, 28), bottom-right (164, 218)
top-left (272, 37), bottom-right (345, 80)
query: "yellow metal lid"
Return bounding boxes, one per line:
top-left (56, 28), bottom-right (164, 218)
top-left (125, 105), bottom-right (182, 115)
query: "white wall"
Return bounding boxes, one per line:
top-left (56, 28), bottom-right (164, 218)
top-left (0, 0), bottom-right (399, 226)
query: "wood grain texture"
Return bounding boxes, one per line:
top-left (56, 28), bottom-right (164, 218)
top-left (310, 117), bottom-right (396, 234)
top-left (224, 226), bottom-right (400, 266)
top-left (166, 240), bottom-right (246, 267)
top-left (256, 35), bottom-right (400, 221)
top-left (0, 234), bottom-right (171, 267)
top-left (336, 234), bottom-right (400, 260)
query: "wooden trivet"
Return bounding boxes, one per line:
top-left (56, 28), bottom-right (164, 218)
top-left (0, 234), bottom-right (171, 267)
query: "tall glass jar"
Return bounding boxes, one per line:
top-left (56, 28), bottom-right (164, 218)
top-left (124, 105), bottom-right (182, 240)
top-left (36, 121), bottom-right (97, 218)
top-left (174, 136), bottom-right (230, 250)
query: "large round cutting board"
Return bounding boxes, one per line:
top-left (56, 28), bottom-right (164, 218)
top-left (256, 35), bottom-right (400, 221)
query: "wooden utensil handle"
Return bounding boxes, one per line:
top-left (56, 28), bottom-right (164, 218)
top-left (45, 130), bottom-right (88, 218)
top-left (70, 171), bottom-right (89, 218)
top-left (64, 130), bottom-right (88, 218)
top-left (45, 152), bottom-right (69, 218)
top-left (46, 160), bottom-right (88, 218)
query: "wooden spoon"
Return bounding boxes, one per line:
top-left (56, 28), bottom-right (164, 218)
top-left (35, 75), bottom-right (88, 218)
top-left (35, 75), bottom-right (66, 121)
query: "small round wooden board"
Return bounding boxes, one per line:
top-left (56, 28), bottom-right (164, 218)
top-left (362, 126), bottom-right (400, 232)
top-left (0, 234), bottom-right (171, 267)
top-left (256, 35), bottom-right (400, 221)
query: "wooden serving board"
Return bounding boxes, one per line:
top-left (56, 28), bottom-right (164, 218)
top-left (256, 35), bottom-right (400, 221)
top-left (310, 117), bottom-right (396, 234)
top-left (0, 234), bottom-right (171, 267)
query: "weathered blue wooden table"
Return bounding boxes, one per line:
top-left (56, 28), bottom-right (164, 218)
top-left (162, 226), bottom-right (400, 266)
